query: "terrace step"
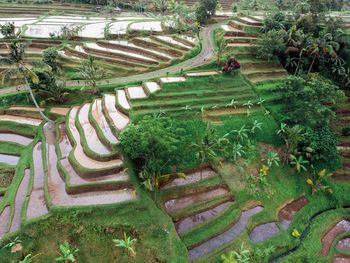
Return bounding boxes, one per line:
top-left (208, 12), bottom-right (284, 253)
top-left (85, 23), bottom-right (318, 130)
top-left (84, 43), bottom-right (159, 65)
top-left (0, 206), bottom-right (10, 239)
top-left (130, 37), bottom-right (183, 57)
top-left (143, 81), bottom-right (161, 94)
top-left (125, 86), bottom-right (147, 100)
top-left (66, 107), bottom-right (123, 175)
top-left (225, 36), bottom-right (258, 44)
top-left (160, 77), bottom-right (187, 84)
top-left (76, 103), bottom-right (114, 158)
top-left (116, 89), bottom-right (131, 112)
top-left (229, 20), bottom-right (262, 31)
top-left (44, 123), bottom-right (135, 207)
top-left (0, 132), bottom-right (33, 146)
top-left (90, 99), bottom-right (119, 146)
top-left (152, 35), bottom-right (192, 51)
top-left (244, 71), bottom-right (288, 84)
top-left (98, 40), bottom-right (171, 61)
top-left (237, 16), bottom-right (263, 26)
top-left (185, 71), bottom-right (220, 77)
top-left (102, 94), bottom-right (130, 134)
top-left (27, 142), bottom-right (48, 220)
top-left (0, 115), bottom-right (42, 126)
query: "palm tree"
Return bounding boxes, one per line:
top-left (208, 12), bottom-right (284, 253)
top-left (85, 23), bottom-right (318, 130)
top-left (0, 40), bottom-right (50, 122)
top-left (79, 55), bottom-right (105, 94)
top-left (113, 232), bottom-right (137, 257)
top-left (55, 241), bottom-right (79, 263)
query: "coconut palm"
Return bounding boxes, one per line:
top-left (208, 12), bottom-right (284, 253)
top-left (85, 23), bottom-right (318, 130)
top-left (0, 40), bottom-right (49, 121)
top-left (216, 30), bottom-right (228, 66)
top-left (55, 241), bottom-right (79, 263)
top-left (2, 236), bottom-right (22, 250)
top-left (113, 232), bottom-right (137, 257)
top-left (79, 55), bottom-right (105, 94)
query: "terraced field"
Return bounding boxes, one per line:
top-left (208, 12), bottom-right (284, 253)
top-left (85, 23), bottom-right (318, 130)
top-left (0, 14), bottom-right (198, 87)
top-left (222, 16), bottom-right (288, 84)
top-left (334, 90), bottom-right (350, 180)
top-left (128, 72), bottom-right (266, 123)
top-left (0, 93), bottom-right (139, 240)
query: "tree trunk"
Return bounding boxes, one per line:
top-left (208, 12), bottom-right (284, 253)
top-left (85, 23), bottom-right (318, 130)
top-left (294, 50), bottom-right (303, 76)
top-left (21, 67), bottom-right (50, 122)
top-left (308, 56), bottom-right (316, 74)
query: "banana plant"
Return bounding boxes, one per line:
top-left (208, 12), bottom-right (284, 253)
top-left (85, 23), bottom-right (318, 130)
top-left (113, 232), bottom-right (137, 257)
top-left (55, 241), bottom-right (79, 263)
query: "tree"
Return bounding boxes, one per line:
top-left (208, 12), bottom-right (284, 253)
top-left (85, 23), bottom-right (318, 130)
top-left (120, 115), bottom-right (189, 185)
top-left (152, 0), bottom-right (168, 13)
top-left (195, 0), bottom-right (218, 24)
top-left (0, 22), bottom-right (15, 39)
top-left (255, 29), bottom-right (286, 61)
top-left (290, 155), bottom-right (309, 173)
top-left (280, 76), bottom-right (345, 127)
top-left (79, 55), bottom-right (104, 94)
top-left (0, 40), bottom-right (50, 122)
top-left (42, 47), bottom-right (60, 73)
top-left (265, 151), bottom-right (280, 167)
top-left (28, 69), bottom-right (68, 103)
top-left (55, 241), bottom-right (79, 263)
top-left (113, 232), bottom-right (137, 257)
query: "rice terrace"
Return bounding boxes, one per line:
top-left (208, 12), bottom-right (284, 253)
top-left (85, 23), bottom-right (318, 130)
top-left (0, 0), bottom-right (350, 262)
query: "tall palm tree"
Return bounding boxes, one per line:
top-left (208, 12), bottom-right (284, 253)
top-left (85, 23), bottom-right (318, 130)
top-left (0, 40), bottom-right (50, 122)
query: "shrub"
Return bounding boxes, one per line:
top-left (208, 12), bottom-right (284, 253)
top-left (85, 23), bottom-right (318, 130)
top-left (342, 126), bottom-right (350, 136)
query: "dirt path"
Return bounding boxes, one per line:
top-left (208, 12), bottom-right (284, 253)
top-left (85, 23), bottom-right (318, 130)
top-left (0, 23), bottom-right (220, 96)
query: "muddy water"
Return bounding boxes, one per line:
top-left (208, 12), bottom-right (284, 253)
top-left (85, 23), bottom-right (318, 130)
top-left (189, 206), bottom-right (264, 260)
top-left (186, 71), bottom-right (219, 77)
top-left (44, 123), bottom-right (135, 206)
top-left (10, 169), bottom-right (30, 232)
top-left (117, 90), bottom-right (131, 110)
top-left (130, 21), bottom-right (162, 32)
top-left (164, 188), bottom-right (229, 213)
top-left (333, 257), bottom-right (350, 263)
top-left (104, 95), bottom-right (129, 130)
top-left (78, 103), bottom-right (111, 155)
top-left (321, 220), bottom-right (350, 256)
top-left (58, 124), bottom-right (73, 159)
top-left (0, 206), bottom-right (10, 239)
top-left (144, 82), bottom-right (161, 93)
top-left (336, 237), bottom-right (350, 252)
top-left (162, 167), bottom-right (217, 190)
top-left (0, 115), bottom-right (42, 126)
top-left (50, 107), bottom-right (70, 116)
top-left (127, 86), bottom-right (147, 99)
top-left (67, 107), bottom-right (123, 170)
top-left (160, 77), bottom-right (186, 83)
top-left (27, 142), bottom-right (48, 220)
top-left (0, 153), bottom-right (20, 166)
top-left (279, 196), bottom-right (308, 229)
top-left (176, 201), bottom-right (234, 234)
top-left (61, 158), bottom-right (128, 185)
top-left (0, 133), bottom-right (32, 146)
top-left (91, 99), bottom-right (119, 145)
top-left (249, 222), bottom-right (280, 243)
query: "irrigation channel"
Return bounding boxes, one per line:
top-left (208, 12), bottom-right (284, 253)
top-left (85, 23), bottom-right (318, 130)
top-left (270, 205), bottom-right (350, 262)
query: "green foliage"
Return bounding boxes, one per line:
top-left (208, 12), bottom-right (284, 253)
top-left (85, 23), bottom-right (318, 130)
top-left (120, 114), bottom-right (192, 180)
top-left (221, 243), bottom-right (275, 263)
top-left (279, 76), bottom-right (345, 127)
top-left (0, 22), bottom-right (15, 39)
top-left (255, 29), bottom-right (286, 61)
top-left (195, 0), bottom-right (218, 24)
top-left (342, 125), bottom-right (350, 136)
top-left (304, 126), bottom-right (339, 165)
top-left (261, 11), bottom-right (287, 33)
top-left (29, 69), bottom-right (68, 103)
top-left (113, 232), bottom-right (137, 257)
top-left (42, 47), bottom-right (60, 73)
top-left (79, 55), bottom-right (105, 94)
top-left (55, 241), bottom-right (79, 262)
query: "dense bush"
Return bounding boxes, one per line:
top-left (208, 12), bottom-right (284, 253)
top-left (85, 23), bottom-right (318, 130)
top-left (342, 126), bottom-right (350, 136)
top-left (304, 126), bottom-right (339, 165)
top-left (279, 76), bottom-right (346, 127)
